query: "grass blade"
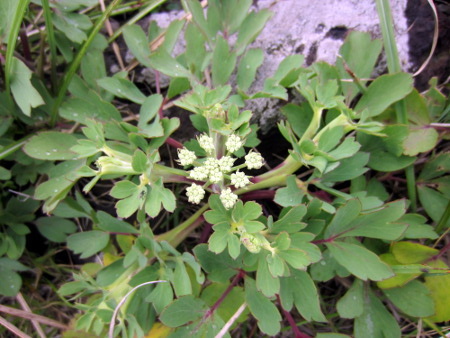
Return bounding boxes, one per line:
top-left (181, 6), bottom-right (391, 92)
top-left (5, 0), bottom-right (29, 103)
top-left (376, 0), bottom-right (417, 211)
top-left (41, 0), bottom-right (58, 92)
top-left (50, 0), bottom-right (123, 127)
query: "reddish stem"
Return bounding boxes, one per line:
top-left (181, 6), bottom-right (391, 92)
top-left (155, 70), bottom-right (161, 94)
top-left (203, 269), bottom-right (245, 320)
top-left (428, 241), bottom-right (450, 262)
top-left (166, 137), bottom-right (183, 149)
top-left (276, 295), bottom-right (311, 338)
top-left (199, 222), bottom-right (212, 243)
top-left (312, 235), bottom-right (337, 245)
top-left (19, 29), bottom-right (31, 62)
top-left (241, 190), bottom-right (275, 201)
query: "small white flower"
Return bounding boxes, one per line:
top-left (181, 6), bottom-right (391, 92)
top-left (230, 171), bottom-right (250, 188)
top-left (209, 168), bottom-right (223, 183)
top-left (225, 134), bottom-right (243, 153)
top-left (220, 188), bottom-right (238, 209)
top-left (177, 147), bottom-right (197, 166)
top-left (219, 156), bottom-right (235, 172)
top-left (186, 184), bottom-right (205, 204)
top-left (189, 166), bottom-right (209, 181)
top-left (198, 134), bottom-right (215, 154)
top-left (245, 151), bottom-right (264, 170)
top-left (204, 157), bottom-right (220, 172)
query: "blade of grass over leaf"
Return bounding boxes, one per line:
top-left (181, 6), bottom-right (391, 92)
top-left (107, 0), bottom-right (168, 43)
top-left (5, 0), bottom-right (29, 104)
top-left (50, 0), bottom-right (123, 127)
top-left (375, 0), bottom-right (417, 211)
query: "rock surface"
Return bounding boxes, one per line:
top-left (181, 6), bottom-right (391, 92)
top-left (136, 0), bottom-right (444, 132)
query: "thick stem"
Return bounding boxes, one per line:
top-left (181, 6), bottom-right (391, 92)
top-left (203, 270), bottom-right (245, 320)
top-left (155, 204), bottom-right (209, 246)
top-left (276, 295), bottom-right (311, 338)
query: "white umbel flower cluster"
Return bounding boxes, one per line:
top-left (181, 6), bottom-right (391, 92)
top-left (225, 134), bottom-right (243, 153)
top-left (186, 184), bottom-right (205, 204)
top-left (218, 156), bottom-right (235, 172)
top-left (220, 188), bottom-right (238, 209)
top-left (198, 134), bottom-right (215, 154)
top-left (177, 148), bottom-right (197, 166)
top-left (245, 151), bottom-right (264, 169)
top-left (179, 132), bottom-right (265, 209)
top-left (230, 171), bottom-right (250, 188)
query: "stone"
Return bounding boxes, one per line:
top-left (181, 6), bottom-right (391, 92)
top-left (137, 0), bottom-right (433, 132)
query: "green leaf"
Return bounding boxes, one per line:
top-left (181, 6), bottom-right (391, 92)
top-left (59, 92), bottom-right (121, 124)
top-left (322, 152), bottom-right (369, 182)
top-left (355, 72), bottom-right (413, 118)
top-left (159, 295), bottom-right (205, 328)
top-left (326, 200), bottom-right (407, 240)
top-left (237, 48), bottom-right (264, 92)
top-left (245, 277), bottom-right (281, 336)
top-left (327, 241), bottom-right (394, 281)
top-left (96, 259), bottom-right (126, 287)
top-left (115, 190), bottom-right (142, 218)
top-left (146, 280), bottom-right (173, 314)
top-left (382, 280), bottom-right (434, 317)
top-left (271, 205), bottom-right (307, 234)
top-left (24, 132), bottom-right (78, 160)
top-left (110, 180), bottom-right (138, 199)
top-left (278, 248), bottom-right (311, 270)
top-left (145, 179), bottom-right (176, 217)
top-left (403, 127), bottom-right (438, 156)
top-left (131, 149), bottom-right (148, 173)
top-left (274, 175), bottom-right (305, 207)
top-left (208, 224), bottom-right (231, 255)
top-left (399, 214), bottom-right (438, 239)
top-left (35, 216), bottom-right (77, 242)
top-left (418, 185), bottom-right (449, 224)
top-left (324, 199), bottom-right (361, 238)
top-left (97, 76), bottom-right (145, 104)
top-left (201, 283), bottom-right (248, 324)
top-left (236, 9), bottom-right (273, 54)
top-left (377, 253), bottom-right (421, 289)
top-left (138, 94), bottom-right (164, 137)
top-left (424, 260), bottom-right (450, 322)
top-left (354, 287), bottom-right (401, 338)
top-left (291, 270), bottom-right (327, 322)
top-left (212, 36), bottom-right (237, 86)
top-left (67, 230), bottom-right (109, 258)
top-left (256, 254), bottom-right (280, 297)
top-left (391, 241), bottom-right (438, 264)
top-left (10, 57), bottom-right (44, 116)
top-left (96, 211), bottom-right (139, 234)
top-left (336, 32), bottom-right (382, 100)
top-left (149, 49), bottom-right (192, 79)
top-left (336, 279), bottom-right (364, 318)
top-left (173, 259), bottom-right (192, 297)
top-left (52, 11), bottom-right (92, 43)
top-left (122, 24), bottom-right (151, 67)
top-left (241, 201), bottom-right (262, 221)
top-left (194, 244), bottom-right (239, 283)
top-left (0, 266), bottom-right (21, 297)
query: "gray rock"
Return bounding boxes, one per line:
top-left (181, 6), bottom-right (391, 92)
top-left (140, 0), bottom-right (411, 132)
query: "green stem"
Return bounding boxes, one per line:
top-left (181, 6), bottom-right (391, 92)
top-left (252, 155), bottom-right (302, 184)
top-left (0, 135), bottom-right (33, 160)
top-left (107, 0), bottom-right (167, 43)
top-left (376, 0), bottom-right (416, 210)
top-left (435, 200), bottom-right (450, 234)
top-left (156, 203), bottom-right (209, 246)
top-left (41, 0), bottom-right (58, 93)
top-left (50, 0), bottom-right (123, 127)
top-left (5, 0), bottom-right (30, 103)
